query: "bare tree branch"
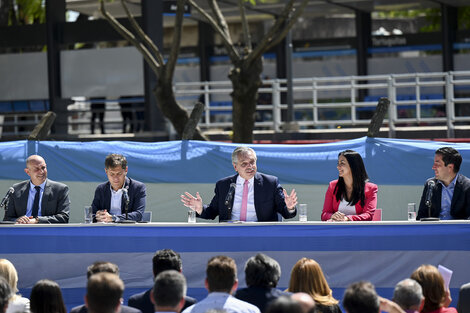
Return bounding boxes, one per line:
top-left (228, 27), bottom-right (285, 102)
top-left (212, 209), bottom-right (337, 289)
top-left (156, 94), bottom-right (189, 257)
top-left (165, 0), bottom-right (186, 81)
top-left (120, 0), bottom-right (165, 66)
top-left (238, 0), bottom-right (252, 52)
top-left (187, 0), bottom-right (240, 62)
top-left (99, 0), bottom-right (160, 73)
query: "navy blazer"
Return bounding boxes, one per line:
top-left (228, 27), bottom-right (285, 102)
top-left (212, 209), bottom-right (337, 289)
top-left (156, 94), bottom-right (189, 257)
top-left (128, 288), bottom-right (197, 313)
top-left (417, 174), bottom-right (470, 220)
top-left (91, 176), bottom-right (146, 222)
top-left (198, 172), bottom-right (296, 222)
top-left (235, 287), bottom-right (291, 313)
top-left (3, 179), bottom-right (70, 223)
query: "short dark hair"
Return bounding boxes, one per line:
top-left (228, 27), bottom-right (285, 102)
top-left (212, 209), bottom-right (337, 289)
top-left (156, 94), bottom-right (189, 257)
top-left (87, 272), bottom-right (124, 313)
top-left (152, 270), bottom-right (186, 308)
top-left (105, 154), bottom-right (127, 170)
top-left (343, 281), bottom-right (380, 313)
top-left (153, 249), bottom-right (182, 277)
top-left (245, 253), bottom-right (281, 288)
top-left (0, 277), bottom-right (11, 313)
top-left (392, 278), bottom-right (423, 310)
top-left (436, 147), bottom-right (462, 173)
top-left (206, 256), bottom-right (237, 293)
top-left (30, 279), bottom-right (67, 313)
top-left (87, 262), bottom-right (119, 279)
top-left (265, 295), bottom-right (304, 313)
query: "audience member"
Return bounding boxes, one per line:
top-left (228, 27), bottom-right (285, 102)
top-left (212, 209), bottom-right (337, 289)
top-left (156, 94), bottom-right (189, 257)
top-left (287, 258), bottom-right (341, 313)
top-left (342, 281), bottom-right (405, 313)
top-left (91, 153), bottom-right (146, 222)
top-left (128, 249), bottom-right (196, 313)
top-left (235, 253), bottom-right (290, 312)
top-left (3, 155), bottom-right (70, 223)
top-left (417, 147), bottom-right (470, 220)
top-left (265, 296), bottom-right (304, 313)
top-left (29, 279), bottom-right (66, 313)
top-left (291, 293), bottom-right (316, 313)
top-left (70, 261), bottom-right (141, 313)
top-left (0, 259), bottom-right (29, 313)
top-left (85, 272), bottom-right (124, 313)
top-left (182, 255), bottom-right (260, 313)
top-left (181, 146), bottom-right (297, 222)
top-left (410, 264), bottom-right (457, 313)
top-left (151, 270), bottom-right (186, 313)
top-left (0, 277), bottom-right (11, 313)
top-left (392, 279), bottom-right (424, 313)
top-left (457, 282), bottom-right (470, 313)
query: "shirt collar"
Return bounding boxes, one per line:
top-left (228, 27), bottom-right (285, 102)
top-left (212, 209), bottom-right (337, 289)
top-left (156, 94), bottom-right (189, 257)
top-left (30, 179), bottom-right (46, 190)
top-left (438, 173), bottom-right (458, 188)
top-left (236, 175), bottom-right (254, 185)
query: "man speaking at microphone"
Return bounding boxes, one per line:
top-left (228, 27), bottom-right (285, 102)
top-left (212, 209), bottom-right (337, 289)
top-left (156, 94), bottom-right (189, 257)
top-left (417, 147), bottom-right (470, 220)
top-left (91, 153), bottom-right (146, 222)
top-left (181, 146), bottom-right (297, 222)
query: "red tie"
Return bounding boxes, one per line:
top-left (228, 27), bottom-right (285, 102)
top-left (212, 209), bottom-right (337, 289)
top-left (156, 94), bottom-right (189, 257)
top-left (240, 180), bottom-right (249, 221)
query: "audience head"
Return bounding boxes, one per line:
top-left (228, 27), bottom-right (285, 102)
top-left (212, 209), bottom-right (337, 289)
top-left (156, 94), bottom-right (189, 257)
top-left (86, 272), bottom-right (124, 313)
top-left (342, 281), bottom-right (380, 313)
top-left (393, 278), bottom-right (424, 312)
top-left (291, 292), bottom-right (316, 313)
top-left (30, 279), bottom-right (66, 313)
top-left (288, 258), bottom-right (337, 305)
top-left (265, 295), bottom-right (304, 313)
top-left (151, 270), bottom-right (187, 312)
top-left (244, 253), bottom-right (281, 288)
top-left (410, 264), bottom-right (446, 313)
top-left (87, 261), bottom-right (119, 279)
top-left (152, 249), bottom-right (183, 277)
top-left (435, 147), bottom-right (461, 173)
top-left (0, 277), bottom-right (11, 313)
top-left (206, 255), bottom-right (237, 293)
top-left (0, 259), bottom-right (19, 294)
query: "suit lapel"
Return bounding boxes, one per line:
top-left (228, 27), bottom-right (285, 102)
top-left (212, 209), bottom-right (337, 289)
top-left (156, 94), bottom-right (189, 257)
top-left (450, 174), bottom-right (461, 215)
top-left (253, 173), bottom-right (262, 219)
top-left (19, 182), bottom-right (30, 216)
top-left (41, 179), bottom-right (51, 215)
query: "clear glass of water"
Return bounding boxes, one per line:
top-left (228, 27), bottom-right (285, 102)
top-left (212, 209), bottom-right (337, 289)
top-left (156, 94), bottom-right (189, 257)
top-left (188, 208), bottom-right (196, 223)
top-left (407, 203), bottom-right (416, 221)
top-left (84, 206), bottom-right (93, 224)
top-left (299, 204), bottom-right (307, 222)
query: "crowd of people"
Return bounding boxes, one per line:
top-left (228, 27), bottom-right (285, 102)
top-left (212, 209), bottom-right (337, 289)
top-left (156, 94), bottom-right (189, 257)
top-left (0, 250), bottom-right (469, 313)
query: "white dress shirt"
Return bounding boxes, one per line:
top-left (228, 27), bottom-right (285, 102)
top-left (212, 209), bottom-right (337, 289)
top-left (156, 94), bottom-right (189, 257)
top-left (182, 292), bottom-right (260, 313)
top-left (338, 199), bottom-right (356, 215)
top-left (231, 176), bottom-right (257, 221)
top-left (109, 186), bottom-right (123, 216)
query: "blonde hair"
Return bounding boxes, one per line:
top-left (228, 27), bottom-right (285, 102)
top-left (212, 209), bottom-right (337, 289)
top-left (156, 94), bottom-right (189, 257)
top-left (287, 258), bottom-right (338, 306)
top-left (0, 259), bottom-right (19, 300)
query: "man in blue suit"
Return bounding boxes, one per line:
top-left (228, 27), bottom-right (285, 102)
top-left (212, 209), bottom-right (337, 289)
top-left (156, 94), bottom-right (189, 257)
top-left (181, 146), bottom-right (297, 222)
top-left (92, 153), bottom-right (146, 222)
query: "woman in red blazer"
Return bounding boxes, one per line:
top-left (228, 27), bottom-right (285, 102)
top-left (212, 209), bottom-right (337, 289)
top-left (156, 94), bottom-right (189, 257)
top-left (321, 150), bottom-right (378, 221)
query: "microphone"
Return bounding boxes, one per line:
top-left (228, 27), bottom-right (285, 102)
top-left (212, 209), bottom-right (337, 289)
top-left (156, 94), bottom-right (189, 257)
top-left (122, 187), bottom-right (130, 205)
top-left (421, 179), bottom-right (439, 221)
top-left (225, 183), bottom-right (236, 206)
top-left (119, 186), bottom-right (135, 223)
top-left (0, 187), bottom-right (14, 208)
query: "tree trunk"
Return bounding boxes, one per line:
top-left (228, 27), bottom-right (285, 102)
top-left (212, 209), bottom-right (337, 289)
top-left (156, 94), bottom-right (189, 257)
top-left (154, 70), bottom-right (207, 141)
top-left (229, 57), bottom-right (263, 143)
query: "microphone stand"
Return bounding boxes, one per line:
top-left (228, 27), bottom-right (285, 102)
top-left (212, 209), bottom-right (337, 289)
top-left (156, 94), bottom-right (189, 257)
top-left (0, 197), bottom-right (14, 224)
top-left (421, 199), bottom-right (440, 222)
top-left (119, 195), bottom-right (136, 224)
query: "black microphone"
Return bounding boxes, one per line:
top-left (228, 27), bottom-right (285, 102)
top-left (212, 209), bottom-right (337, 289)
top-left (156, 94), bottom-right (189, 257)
top-left (225, 183), bottom-right (236, 206)
top-left (0, 187), bottom-right (14, 208)
top-left (424, 180), bottom-right (435, 207)
top-left (122, 188), bottom-right (130, 205)
top-left (119, 187), bottom-right (135, 223)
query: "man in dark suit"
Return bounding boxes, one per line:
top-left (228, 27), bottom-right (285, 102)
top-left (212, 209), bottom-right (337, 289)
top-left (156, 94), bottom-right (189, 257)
top-left (92, 153), bottom-right (146, 222)
top-left (128, 249), bottom-right (196, 313)
top-left (85, 272), bottom-right (123, 313)
top-left (71, 262), bottom-right (141, 313)
top-left (3, 155), bottom-right (70, 223)
top-left (417, 147), bottom-right (470, 220)
top-left (181, 146), bottom-right (297, 222)
top-left (235, 253), bottom-right (290, 312)
top-left (150, 270), bottom-right (187, 313)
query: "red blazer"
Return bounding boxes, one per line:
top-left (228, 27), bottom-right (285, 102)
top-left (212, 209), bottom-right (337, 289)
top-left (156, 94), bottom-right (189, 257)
top-left (321, 180), bottom-right (378, 221)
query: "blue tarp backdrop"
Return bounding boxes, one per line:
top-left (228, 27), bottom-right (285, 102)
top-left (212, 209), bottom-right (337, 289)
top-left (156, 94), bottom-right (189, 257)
top-left (1, 137), bottom-right (470, 184)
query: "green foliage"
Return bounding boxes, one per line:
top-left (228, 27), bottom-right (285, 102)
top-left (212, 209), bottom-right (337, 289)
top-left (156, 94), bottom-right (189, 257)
top-left (10, 0), bottom-right (46, 25)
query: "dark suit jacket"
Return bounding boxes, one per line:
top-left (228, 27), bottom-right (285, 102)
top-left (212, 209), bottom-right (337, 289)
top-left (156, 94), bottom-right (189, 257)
top-left (91, 176), bottom-right (146, 222)
top-left (417, 174), bottom-right (470, 220)
top-left (235, 286), bottom-right (291, 313)
top-left (198, 172), bottom-right (296, 222)
top-left (3, 179), bottom-right (70, 223)
top-left (70, 304), bottom-right (142, 313)
top-left (128, 288), bottom-right (197, 313)
top-left (457, 282), bottom-right (470, 313)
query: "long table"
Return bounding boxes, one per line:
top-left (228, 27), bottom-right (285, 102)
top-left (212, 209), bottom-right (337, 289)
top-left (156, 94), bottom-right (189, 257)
top-left (1, 221), bottom-right (469, 310)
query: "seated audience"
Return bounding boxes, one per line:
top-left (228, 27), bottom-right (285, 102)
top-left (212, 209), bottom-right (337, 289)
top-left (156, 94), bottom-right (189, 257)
top-left (150, 270), bottom-right (186, 313)
top-left (411, 265), bottom-right (457, 313)
top-left (265, 296), bottom-right (304, 313)
top-left (235, 253), bottom-right (290, 312)
top-left (0, 259), bottom-right (29, 313)
top-left (343, 281), bottom-right (405, 313)
top-left (182, 255), bottom-right (260, 313)
top-left (457, 282), bottom-right (470, 313)
top-left (321, 150), bottom-right (377, 221)
top-left (29, 280), bottom-right (66, 313)
top-left (85, 272), bottom-right (124, 313)
top-left (392, 279), bottom-right (424, 313)
top-left (291, 293), bottom-right (316, 313)
top-left (286, 258), bottom-right (341, 313)
top-left (0, 277), bottom-right (11, 313)
top-left (129, 249), bottom-right (196, 313)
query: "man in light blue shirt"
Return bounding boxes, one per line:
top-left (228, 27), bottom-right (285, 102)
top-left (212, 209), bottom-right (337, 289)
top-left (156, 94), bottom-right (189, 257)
top-left (182, 256), bottom-right (260, 313)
